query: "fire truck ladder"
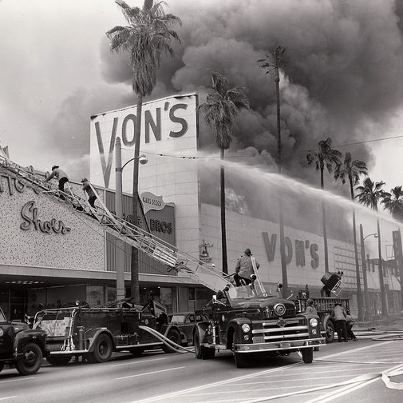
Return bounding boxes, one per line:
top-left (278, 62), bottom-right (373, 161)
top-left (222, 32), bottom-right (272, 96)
top-left (0, 154), bottom-right (231, 293)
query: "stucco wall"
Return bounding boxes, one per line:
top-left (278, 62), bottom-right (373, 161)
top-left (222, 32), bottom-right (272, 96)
top-left (0, 173), bottom-right (105, 271)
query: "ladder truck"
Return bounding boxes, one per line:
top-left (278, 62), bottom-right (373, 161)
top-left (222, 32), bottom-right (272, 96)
top-left (0, 152), bottom-right (325, 367)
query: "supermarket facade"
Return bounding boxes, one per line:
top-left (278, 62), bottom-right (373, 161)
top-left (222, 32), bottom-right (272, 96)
top-left (0, 93), bottom-right (401, 320)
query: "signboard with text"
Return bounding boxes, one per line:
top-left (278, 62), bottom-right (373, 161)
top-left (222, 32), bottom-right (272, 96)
top-left (90, 93), bottom-right (198, 193)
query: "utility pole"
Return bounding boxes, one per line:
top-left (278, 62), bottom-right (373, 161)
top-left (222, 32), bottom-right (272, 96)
top-left (258, 46), bottom-right (288, 297)
top-left (115, 137), bottom-right (125, 301)
top-left (274, 46), bottom-right (288, 298)
top-left (359, 224), bottom-right (370, 320)
top-left (376, 219), bottom-right (387, 317)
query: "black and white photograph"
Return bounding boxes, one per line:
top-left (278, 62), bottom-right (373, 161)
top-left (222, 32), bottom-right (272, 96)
top-left (0, 0), bottom-right (403, 402)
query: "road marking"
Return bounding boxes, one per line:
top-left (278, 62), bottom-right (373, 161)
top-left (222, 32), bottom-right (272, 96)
top-left (0, 377), bottom-right (36, 384)
top-left (115, 366), bottom-right (184, 380)
top-left (111, 357), bottom-right (167, 367)
top-left (133, 341), bottom-right (394, 402)
top-left (132, 364), bottom-right (300, 402)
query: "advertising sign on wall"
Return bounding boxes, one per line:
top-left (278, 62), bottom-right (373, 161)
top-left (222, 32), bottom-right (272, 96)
top-left (90, 93), bottom-right (198, 193)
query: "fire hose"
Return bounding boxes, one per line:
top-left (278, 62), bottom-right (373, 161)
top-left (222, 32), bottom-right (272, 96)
top-left (139, 325), bottom-right (194, 354)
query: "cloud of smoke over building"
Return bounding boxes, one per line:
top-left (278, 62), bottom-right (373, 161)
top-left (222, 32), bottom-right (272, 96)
top-left (101, 0), bottom-right (403, 176)
top-left (99, 0), bottom-right (403, 237)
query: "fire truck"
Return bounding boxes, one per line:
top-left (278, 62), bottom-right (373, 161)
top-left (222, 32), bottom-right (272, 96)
top-left (293, 273), bottom-right (350, 343)
top-left (0, 153), bottom-right (325, 368)
top-left (32, 299), bottom-right (179, 365)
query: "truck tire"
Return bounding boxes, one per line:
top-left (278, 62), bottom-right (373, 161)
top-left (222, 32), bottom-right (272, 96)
top-left (325, 319), bottom-right (335, 343)
top-left (234, 353), bottom-right (248, 368)
top-left (15, 343), bottom-right (43, 376)
top-left (194, 330), bottom-right (202, 359)
top-left (89, 334), bottom-right (113, 363)
top-left (201, 346), bottom-right (215, 360)
top-left (162, 329), bottom-right (181, 353)
top-left (46, 355), bottom-right (72, 366)
top-left (301, 348), bottom-right (313, 364)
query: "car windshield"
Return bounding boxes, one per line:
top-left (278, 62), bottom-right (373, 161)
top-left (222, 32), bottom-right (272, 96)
top-left (170, 314), bottom-right (186, 323)
top-left (227, 285), bottom-right (267, 300)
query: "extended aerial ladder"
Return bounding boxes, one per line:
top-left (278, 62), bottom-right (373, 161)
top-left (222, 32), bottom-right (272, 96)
top-left (0, 151), bottom-right (248, 293)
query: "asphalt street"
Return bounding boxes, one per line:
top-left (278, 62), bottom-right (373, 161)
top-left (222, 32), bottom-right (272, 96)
top-left (0, 338), bottom-right (402, 403)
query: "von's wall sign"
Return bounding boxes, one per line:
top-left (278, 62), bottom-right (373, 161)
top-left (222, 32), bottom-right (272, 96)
top-left (90, 93), bottom-right (198, 192)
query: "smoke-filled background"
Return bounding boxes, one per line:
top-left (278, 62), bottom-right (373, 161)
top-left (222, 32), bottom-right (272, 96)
top-left (1, 0), bottom-right (403, 239)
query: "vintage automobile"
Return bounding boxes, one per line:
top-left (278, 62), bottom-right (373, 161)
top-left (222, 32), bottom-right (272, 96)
top-left (0, 307), bottom-right (47, 376)
top-left (168, 312), bottom-right (208, 346)
top-left (194, 284), bottom-right (324, 368)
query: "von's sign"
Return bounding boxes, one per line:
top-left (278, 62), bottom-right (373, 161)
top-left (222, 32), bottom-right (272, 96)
top-left (90, 93), bottom-right (198, 191)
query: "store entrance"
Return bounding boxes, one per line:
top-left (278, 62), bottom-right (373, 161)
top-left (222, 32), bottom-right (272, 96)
top-left (0, 286), bottom-right (27, 322)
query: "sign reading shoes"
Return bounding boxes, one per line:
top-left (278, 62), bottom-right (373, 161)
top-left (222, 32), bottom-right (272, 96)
top-left (20, 201), bottom-right (71, 235)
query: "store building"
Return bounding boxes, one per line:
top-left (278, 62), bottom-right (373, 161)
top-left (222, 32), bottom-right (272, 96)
top-left (1, 93), bottom-right (401, 320)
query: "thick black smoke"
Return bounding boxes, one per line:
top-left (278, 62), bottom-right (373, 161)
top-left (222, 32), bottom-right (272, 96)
top-left (99, 0), bottom-right (403, 238)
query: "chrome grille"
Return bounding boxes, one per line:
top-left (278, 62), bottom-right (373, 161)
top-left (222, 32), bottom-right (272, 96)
top-left (251, 318), bottom-right (308, 343)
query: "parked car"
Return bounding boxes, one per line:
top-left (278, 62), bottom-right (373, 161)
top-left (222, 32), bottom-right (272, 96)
top-left (168, 312), bottom-right (208, 346)
top-left (0, 307), bottom-right (47, 376)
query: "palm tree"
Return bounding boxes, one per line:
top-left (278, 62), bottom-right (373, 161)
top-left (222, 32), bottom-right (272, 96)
top-left (355, 177), bottom-right (387, 317)
top-left (334, 152), bottom-right (367, 320)
top-left (381, 186), bottom-right (403, 222)
top-left (200, 72), bottom-right (249, 273)
top-left (306, 138), bottom-right (342, 273)
top-left (107, 0), bottom-right (181, 303)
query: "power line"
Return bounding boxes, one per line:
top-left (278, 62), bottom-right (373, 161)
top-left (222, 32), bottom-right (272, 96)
top-left (122, 134), bottom-right (403, 160)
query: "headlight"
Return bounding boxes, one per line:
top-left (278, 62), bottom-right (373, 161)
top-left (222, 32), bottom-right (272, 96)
top-left (241, 324), bottom-right (251, 333)
top-left (310, 318), bottom-right (318, 327)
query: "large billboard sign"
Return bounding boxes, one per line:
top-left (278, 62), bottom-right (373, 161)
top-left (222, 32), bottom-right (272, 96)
top-left (90, 93), bottom-right (198, 192)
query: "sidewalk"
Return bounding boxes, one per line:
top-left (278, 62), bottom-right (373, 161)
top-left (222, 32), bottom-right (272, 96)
top-left (354, 313), bottom-right (403, 337)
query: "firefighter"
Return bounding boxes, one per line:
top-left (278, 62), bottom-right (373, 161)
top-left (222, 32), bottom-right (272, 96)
top-left (331, 303), bottom-right (348, 342)
top-left (45, 165), bottom-right (70, 196)
top-left (234, 248), bottom-right (260, 286)
top-left (305, 299), bottom-right (318, 316)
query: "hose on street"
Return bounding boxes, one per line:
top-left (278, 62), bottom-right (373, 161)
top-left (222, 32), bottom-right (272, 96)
top-left (139, 325), bottom-right (194, 354)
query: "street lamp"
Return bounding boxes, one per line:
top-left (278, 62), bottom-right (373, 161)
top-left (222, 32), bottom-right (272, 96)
top-left (114, 137), bottom-right (148, 301)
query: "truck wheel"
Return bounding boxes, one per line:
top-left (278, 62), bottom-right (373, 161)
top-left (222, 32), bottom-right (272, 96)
top-left (301, 348), bottom-right (313, 364)
top-left (201, 346), bottom-right (215, 360)
top-left (234, 353), bottom-right (248, 368)
top-left (325, 320), bottom-right (335, 343)
top-left (15, 343), bottom-right (43, 375)
top-left (163, 329), bottom-right (181, 353)
top-left (46, 355), bottom-right (71, 366)
top-left (90, 334), bottom-right (113, 363)
top-left (194, 331), bottom-right (202, 359)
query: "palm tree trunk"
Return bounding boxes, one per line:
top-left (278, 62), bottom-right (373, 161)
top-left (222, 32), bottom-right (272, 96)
top-left (320, 167), bottom-right (329, 273)
top-left (349, 176), bottom-right (362, 320)
top-left (376, 218), bottom-right (387, 317)
top-left (131, 93), bottom-right (143, 304)
top-left (220, 148), bottom-right (228, 274)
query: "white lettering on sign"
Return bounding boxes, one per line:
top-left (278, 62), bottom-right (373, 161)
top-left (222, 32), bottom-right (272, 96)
top-left (90, 93), bottom-right (198, 190)
top-left (141, 192), bottom-right (165, 214)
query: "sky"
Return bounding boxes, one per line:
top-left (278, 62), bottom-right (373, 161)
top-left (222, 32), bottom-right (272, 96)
top-left (1, 0), bottom-right (403, 201)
